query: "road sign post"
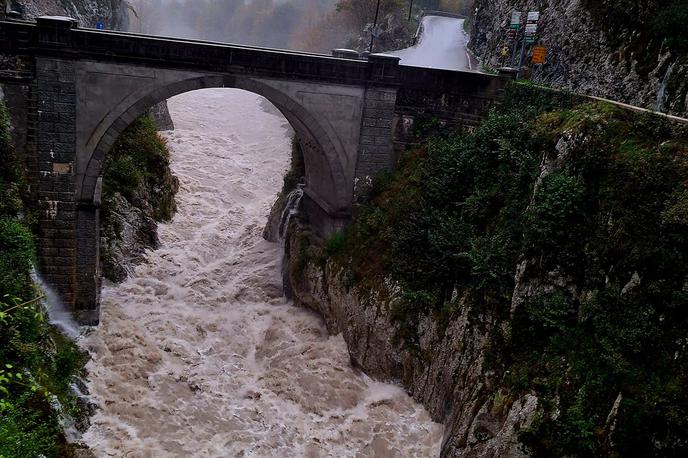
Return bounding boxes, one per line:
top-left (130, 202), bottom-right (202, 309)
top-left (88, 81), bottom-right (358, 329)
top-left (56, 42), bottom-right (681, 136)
top-left (517, 11), bottom-right (540, 78)
top-left (510, 11), bottom-right (521, 67)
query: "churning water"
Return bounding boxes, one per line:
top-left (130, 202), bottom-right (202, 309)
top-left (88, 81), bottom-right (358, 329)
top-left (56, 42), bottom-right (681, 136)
top-left (81, 89), bottom-right (443, 457)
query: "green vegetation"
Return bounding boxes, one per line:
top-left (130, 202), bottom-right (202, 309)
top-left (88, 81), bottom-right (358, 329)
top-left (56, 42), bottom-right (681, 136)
top-left (0, 101), bottom-right (85, 457)
top-left (652, 1), bottom-right (688, 53)
top-left (584, 0), bottom-right (688, 54)
top-left (281, 135), bottom-right (305, 196)
top-left (102, 114), bottom-right (178, 223)
top-left (0, 105), bottom-right (23, 219)
top-left (325, 83), bottom-right (688, 455)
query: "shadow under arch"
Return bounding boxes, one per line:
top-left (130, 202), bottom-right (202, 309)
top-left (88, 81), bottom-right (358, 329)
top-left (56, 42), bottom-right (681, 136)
top-left (77, 74), bottom-right (350, 213)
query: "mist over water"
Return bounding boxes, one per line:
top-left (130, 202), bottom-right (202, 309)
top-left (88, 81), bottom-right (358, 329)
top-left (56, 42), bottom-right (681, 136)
top-left (31, 269), bottom-right (81, 340)
top-left (128, 0), bottom-right (343, 51)
top-left (81, 89), bottom-right (443, 456)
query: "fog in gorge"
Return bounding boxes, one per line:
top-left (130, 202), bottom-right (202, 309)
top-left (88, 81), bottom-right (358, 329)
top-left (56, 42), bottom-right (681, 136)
top-left (128, 0), bottom-right (347, 51)
top-left (126, 0), bottom-right (463, 52)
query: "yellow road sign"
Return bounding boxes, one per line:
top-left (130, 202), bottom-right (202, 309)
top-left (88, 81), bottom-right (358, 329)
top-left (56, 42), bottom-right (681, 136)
top-left (532, 46), bottom-right (547, 64)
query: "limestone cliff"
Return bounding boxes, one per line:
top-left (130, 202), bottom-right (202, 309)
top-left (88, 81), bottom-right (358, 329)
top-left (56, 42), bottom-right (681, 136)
top-left (470, 0), bottom-right (688, 117)
top-left (100, 114), bottom-right (178, 282)
top-left (8, 0), bottom-right (129, 29)
top-left (285, 224), bottom-right (538, 457)
top-left (282, 85), bottom-right (688, 456)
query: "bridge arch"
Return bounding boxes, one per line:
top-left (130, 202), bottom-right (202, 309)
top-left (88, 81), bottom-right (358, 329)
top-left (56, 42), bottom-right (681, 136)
top-left (78, 74), bottom-right (351, 214)
top-left (0, 16), bottom-right (509, 323)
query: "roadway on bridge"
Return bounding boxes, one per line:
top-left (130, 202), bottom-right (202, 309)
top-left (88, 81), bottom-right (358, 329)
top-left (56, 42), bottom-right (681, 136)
top-left (390, 15), bottom-right (472, 71)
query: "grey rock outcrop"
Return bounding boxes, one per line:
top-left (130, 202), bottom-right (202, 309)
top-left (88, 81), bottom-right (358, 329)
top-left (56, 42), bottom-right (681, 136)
top-left (11, 0), bottom-right (129, 29)
top-left (100, 192), bottom-right (158, 282)
top-left (284, 223), bottom-right (538, 457)
top-left (149, 100), bottom-right (175, 131)
top-left (471, 0), bottom-right (688, 117)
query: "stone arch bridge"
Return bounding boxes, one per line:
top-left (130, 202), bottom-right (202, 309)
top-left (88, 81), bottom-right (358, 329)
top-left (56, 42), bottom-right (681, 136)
top-left (0, 16), bottom-right (511, 323)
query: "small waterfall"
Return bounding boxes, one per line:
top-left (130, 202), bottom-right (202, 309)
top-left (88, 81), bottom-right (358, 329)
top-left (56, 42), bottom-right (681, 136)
top-left (31, 269), bottom-right (81, 340)
top-left (30, 270), bottom-right (87, 442)
top-left (278, 184), bottom-right (304, 240)
top-left (656, 61), bottom-right (675, 112)
top-left (278, 185), bottom-right (304, 297)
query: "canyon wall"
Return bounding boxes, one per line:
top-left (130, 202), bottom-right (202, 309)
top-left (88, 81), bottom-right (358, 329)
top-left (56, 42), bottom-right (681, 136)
top-left (8, 0), bottom-right (129, 28)
top-left (471, 0), bottom-right (688, 117)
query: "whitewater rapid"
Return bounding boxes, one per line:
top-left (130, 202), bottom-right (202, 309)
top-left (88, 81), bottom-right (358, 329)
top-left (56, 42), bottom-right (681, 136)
top-left (81, 89), bottom-right (443, 457)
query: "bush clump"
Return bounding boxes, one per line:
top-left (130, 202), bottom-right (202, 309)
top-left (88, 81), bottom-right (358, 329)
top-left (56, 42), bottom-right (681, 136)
top-left (0, 102), bottom-right (24, 219)
top-left (102, 114), bottom-right (178, 222)
top-left (326, 83), bottom-right (688, 455)
top-left (0, 218), bottom-right (35, 298)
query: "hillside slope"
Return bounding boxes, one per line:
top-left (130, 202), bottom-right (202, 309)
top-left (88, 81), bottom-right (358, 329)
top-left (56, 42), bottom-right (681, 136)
top-left (287, 84), bottom-right (688, 456)
top-left (471, 0), bottom-right (688, 117)
top-left (7, 0), bottom-right (128, 28)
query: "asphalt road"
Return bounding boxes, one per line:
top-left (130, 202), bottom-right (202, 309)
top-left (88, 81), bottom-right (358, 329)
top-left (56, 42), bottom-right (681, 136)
top-left (390, 15), bottom-right (472, 71)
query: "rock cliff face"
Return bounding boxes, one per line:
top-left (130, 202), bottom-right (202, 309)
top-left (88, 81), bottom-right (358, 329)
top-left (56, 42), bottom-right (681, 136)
top-left (10, 0), bottom-right (129, 29)
top-left (282, 86), bottom-right (688, 456)
top-left (471, 0), bottom-right (688, 117)
top-left (100, 114), bottom-right (178, 282)
top-left (100, 192), bottom-right (160, 282)
top-left (149, 100), bottom-right (175, 131)
top-left (285, 225), bottom-right (536, 457)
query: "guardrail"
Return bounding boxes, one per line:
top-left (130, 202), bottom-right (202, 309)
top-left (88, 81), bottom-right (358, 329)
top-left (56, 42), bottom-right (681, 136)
top-left (413, 10), bottom-right (468, 45)
top-left (510, 79), bottom-right (688, 125)
top-left (422, 10), bottom-right (467, 19)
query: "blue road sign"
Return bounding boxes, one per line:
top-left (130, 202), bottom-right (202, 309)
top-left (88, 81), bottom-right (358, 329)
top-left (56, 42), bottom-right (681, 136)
top-left (96, 22), bottom-right (105, 30)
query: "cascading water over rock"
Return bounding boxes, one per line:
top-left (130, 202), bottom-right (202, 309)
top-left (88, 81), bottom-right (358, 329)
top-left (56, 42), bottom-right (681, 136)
top-left (31, 268), bottom-right (81, 340)
top-left (278, 185), bottom-right (304, 240)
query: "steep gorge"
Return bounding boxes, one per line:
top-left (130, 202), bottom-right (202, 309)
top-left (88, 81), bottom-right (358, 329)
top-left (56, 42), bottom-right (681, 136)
top-left (285, 85), bottom-right (688, 457)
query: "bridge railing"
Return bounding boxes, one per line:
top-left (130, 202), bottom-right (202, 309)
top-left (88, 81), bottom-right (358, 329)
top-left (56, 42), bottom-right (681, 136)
top-left (0, 16), bottom-right (503, 91)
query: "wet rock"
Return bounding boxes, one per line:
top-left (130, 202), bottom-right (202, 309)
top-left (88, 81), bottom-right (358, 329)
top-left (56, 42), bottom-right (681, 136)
top-left (621, 271), bottom-right (641, 295)
top-left (471, 0), bottom-right (688, 118)
top-left (263, 190), bottom-right (289, 242)
top-left (284, 222), bottom-right (538, 457)
top-left (149, 100), bottom-right (175, 131)
top-left (100, 192), bottom-right (159, 282)
top-left (72, 445), bottom-right (97, 458)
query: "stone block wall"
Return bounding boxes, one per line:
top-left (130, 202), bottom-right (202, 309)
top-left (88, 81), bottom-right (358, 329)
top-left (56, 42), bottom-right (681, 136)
top-left (355, 87), bottom-right (397, 180)
top-left (35, 57), bottom-right (79, 309)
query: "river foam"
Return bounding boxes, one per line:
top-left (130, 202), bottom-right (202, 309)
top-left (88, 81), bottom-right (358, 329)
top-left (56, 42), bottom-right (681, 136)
top-left (81, 88), bottom-right (443, 457)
